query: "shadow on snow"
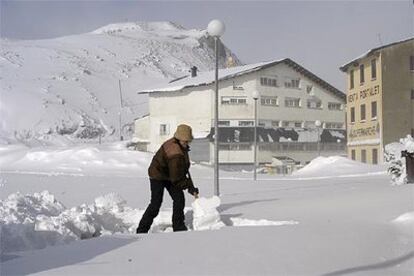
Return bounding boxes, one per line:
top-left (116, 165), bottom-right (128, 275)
top-left (1, 235), bottom-right (137, 275)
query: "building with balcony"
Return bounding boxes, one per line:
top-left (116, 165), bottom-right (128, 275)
top-left (136, 58), bottom-right (346, 167)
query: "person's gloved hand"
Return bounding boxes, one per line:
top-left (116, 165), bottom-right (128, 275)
top-left (188, 186), bottom-right (199, 197)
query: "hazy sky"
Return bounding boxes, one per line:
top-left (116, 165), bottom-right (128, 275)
top-left (1, 0), bottom-right (413, 90)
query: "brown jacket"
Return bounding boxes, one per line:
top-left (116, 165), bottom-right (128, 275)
top-left (148, 138), bottom-right (194, 189)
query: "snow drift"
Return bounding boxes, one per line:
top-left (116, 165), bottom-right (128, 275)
top-left (385, 135), bottom-right (414, 185)
top-left (0, 191), bottom-right (142, 253)
top-left (0, 142), bottom-right (152, 176)
top-left (0, 191), bottom-right (297, 253)
top-left (292, 155), bottom-right (385, 178)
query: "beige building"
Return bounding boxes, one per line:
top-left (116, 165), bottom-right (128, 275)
top-left (136, 58), bottom-right (346, 166)
top-left (340, 37), bottom-right (414, 164)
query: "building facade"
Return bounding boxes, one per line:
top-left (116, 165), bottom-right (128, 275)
top-left (340, 38), bottom-right (414, 164)
top-left (136, 58), bottom-right (346, 166)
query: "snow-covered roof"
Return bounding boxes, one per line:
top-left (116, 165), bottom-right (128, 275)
top-left (340, 37), bottom-right (414, 72)
top-left (139, 60), bottom-right (280, 93)
top-left (139, 58), bottom-right (345, 100)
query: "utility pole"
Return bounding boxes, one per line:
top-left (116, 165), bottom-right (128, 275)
top-left (118, 80), bottom-right (124, 141)
top-left (252, 90), bottom-right (260, 181)
top-left (214, 36), bottom-right (220, 196)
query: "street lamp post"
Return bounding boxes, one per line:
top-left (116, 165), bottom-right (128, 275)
top-left (207, 19), bottom-right (225, 196)
top-left (287, 137), bottom-right (292, 152)
top-left (287, 137), bottom-right (292, 175)
top-left (337, 138), bottom-right (342, 151)
top-left (252, 90), bottom-right (259, 181)
top-left (315, 120), bottom-right (322, 156)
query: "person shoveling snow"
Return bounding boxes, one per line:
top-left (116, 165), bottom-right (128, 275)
top-left (136, 124), bottom-right (199, 233)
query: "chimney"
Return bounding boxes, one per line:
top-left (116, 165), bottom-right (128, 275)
top-left (190, 66), bottom-right (198, 77)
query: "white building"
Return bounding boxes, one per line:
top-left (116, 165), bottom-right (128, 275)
top-left (135, 58), bottom-right (346, 167)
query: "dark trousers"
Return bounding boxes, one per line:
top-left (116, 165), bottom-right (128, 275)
top-left (137, 178), bottom-right (187, 233)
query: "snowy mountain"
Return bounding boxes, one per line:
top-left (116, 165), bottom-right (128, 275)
top-left (0, 21), bottom-right (241, 146)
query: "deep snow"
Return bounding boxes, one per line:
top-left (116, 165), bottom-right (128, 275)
top-left (1, 142), bottom-right (413, 275)
top-left (0, 21), bottom-right (240, 145)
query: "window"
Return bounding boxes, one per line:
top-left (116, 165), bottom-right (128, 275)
top-left (325, 122), bottom-right (343, 129)
top-left (361, 149), bottom-right (367, 163)
top-left (411, 89), bottom-right (414, 100)
top-left (372, 148), bottom-right (378, 164)
top-left (219, 144), bottom-right (251, 151)
top-left (221, 96), bottom-right (247, 105)
top-left (360, 64), bottom-right (365, 84)
top-left (410, 56), bottom-right (414, 71)
top-left (284, 78), bottom-right (300, 89)
top-left (238, 121), bottom-right (254, 127)
top-left (351, 149), bottom-right (356, 160)
top-left (271, 121), bottom-right (280, 127)
top-left (218, 120), bottom-right (230, 126)
top-left (294, 122), bottom-right (303, 128)
top-left (221, 97), bottom-right (230, 104)
top-left (285, 97), bottom-right (301, 108)
top-left (306, 85), bottom-right (313, 94)
top-left (371, 59), bottom-right (377, 79)
top-left (371, 101), bottom-right (377, 119)
top-left (360, 104), bottom-right (366, 121)
top-left (304, 121), bottom-right (316, 128)
top-left (159, 124), bottom-right (169, 135)
top-left (293, 79), bottom-right (300, 88)
top-left (261, 96), bottom-right (279, 106)
top-left (281, 121), bottom-right (301, 128)
top-left (328, 102), bottom-right (342, 110)
top-left (350, 69), bottom-right (354, 89)
top-left (307, 100), bottom-right (322, 109)
top-left (232, 81), bottom-right (244, 91)
top-left (350, 107), bottom-right (355, 123)
top-left (239, 98), bottom-right (247, 104)
top-left (260, 77), bottom-right (278, 87)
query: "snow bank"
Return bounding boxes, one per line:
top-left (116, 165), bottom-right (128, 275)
top-left (0, 142), bottom-right (152, 176)
top-left (1, 191), bottom-right (298, 253)
top-left (0, 191), bottom-right (143, 253)
top-left (392, 211), bottom-right (414, 236)
top-left (393, 212), bottom-right (414, 225)
top-left (385, 135), bottom-right (414, 185)
top-left (293, 156), bottom-right (385, 178)
top-left (192, 196), bottom-right (225, 231)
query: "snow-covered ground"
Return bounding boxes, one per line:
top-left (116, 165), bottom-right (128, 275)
top-left (1, 142), bottom-right (413, 275)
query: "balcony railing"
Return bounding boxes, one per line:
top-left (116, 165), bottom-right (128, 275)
top-left (217, 142), bottom-right (345, 152)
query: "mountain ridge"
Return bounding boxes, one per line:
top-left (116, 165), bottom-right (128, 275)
top-left (0, 21), bottom-right (242, 146)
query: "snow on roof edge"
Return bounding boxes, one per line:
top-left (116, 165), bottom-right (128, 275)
top-left (138, 57), bottom-right (344, 100)
top-left (340, 37), bottom-right (414, 72)
top-left (138, 59), bottom-right (285, 94)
